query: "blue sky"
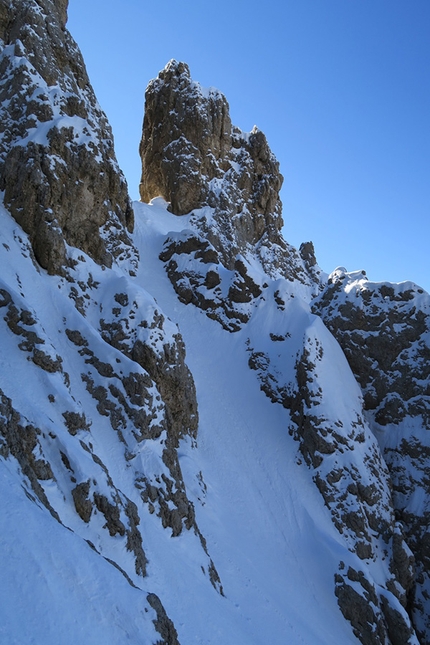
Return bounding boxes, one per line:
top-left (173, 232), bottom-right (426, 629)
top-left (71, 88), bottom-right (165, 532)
top-left (68, 0), bottom-right (430, 291)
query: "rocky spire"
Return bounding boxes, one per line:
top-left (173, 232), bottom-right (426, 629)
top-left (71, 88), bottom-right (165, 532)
top-left (140, 60), bottom-right (323, 291)
top-left (0, 0), bottom-right (136, 274)
top-left (140, 61), bottom-right (286, 266)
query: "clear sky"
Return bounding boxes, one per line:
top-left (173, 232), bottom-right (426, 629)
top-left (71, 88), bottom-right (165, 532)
top-left (68, 0), bottom-right (430, 291)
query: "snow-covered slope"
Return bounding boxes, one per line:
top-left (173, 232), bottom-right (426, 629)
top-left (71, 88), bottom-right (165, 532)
top-left (0, 190), bottom-right (423, 644)
top-left (1, 2), bottom-right (430, 644)
top-left (0, 196), bottom-right (357, 645)
top-left (133, 198), bottom-right (420, 645)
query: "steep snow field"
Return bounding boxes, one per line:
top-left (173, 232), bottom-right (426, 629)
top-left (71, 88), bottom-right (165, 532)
top-left (0, 198), bottom-right (363, 644)
top-left (0, 465), bottom-right (162, 645)
top-left (132, 198), bottom-right (362, 643)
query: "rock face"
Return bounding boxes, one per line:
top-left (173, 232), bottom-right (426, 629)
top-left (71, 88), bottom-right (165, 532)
top-left (139, 60), bottom-right (322, 286)
top-left (138, 59), bottom-right (430, 644)
top-left (0, 0), bottom-right (136, 274)
top-left (244, 293), bottom-right (419, 644)
top-left (313, 269), bottom-right (430, 428)
top-left (139, 60), bottom-right (281, 231)
top-left (136, 61), bottom-right (430, 645)
top-left (140, 61), bottom-right (324, 334)
top-left (313, 268), bottom-right (430, 642)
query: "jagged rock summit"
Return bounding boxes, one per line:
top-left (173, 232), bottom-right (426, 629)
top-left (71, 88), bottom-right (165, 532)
top-left (140, 59), bottom-right (320, 285)
top-left (140, 59), bottom-right (282, 228)
top-left (0, 0), bottom-right (135, 274)
top-left (139, 60), bottom-right (323, 333)
top-left (136, 61), bottom-right (430, 645)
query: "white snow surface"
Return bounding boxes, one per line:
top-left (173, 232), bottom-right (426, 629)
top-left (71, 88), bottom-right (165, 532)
top-left (0, 195), bottom-right (389, 644)
top-left (133, 200), bottom-right (362, 644)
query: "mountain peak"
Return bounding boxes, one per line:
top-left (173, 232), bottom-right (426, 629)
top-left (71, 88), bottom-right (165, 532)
top-left (139, 59), bottom-right (283, 228)
top-left (139, 61), bottom-right (324, 288)
top-left (162, 58), bottom-right (191, 78)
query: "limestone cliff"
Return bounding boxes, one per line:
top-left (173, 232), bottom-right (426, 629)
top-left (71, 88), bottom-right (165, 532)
top-left (137, 61), bottom-right (429, 645)
top-left (140, 60), bottom-right (322, 287)
top-left (0, 3), bottom-right (224, 641)
top-left (0, 0), bottom-right (135, 274)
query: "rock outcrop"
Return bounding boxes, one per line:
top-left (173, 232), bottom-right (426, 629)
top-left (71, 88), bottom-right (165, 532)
top-left (313, 268), bottom-right (430, 428)
top-left (0, 0), bottom-right (136, 275)
top-left (313, 268), bottom-right (430, 641)
top-left (0, 4), bottom-right (226, 642)
top-left (244, 292), bottom-right (418, 644)
top-left (139, 60), bottom-right (322, 287)
top-left (139, 61), bottom-right (281, 234)
top-left (139, 61), bottom-right (324, 334)
top-left (138, 60), bottom-right (430, 643)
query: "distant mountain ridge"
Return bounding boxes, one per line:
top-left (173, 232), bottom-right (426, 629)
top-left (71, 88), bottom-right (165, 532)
top-left (1, 1), bottom-right (430, 644)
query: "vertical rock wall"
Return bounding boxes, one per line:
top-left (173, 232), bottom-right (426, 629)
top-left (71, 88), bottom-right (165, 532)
top-left (0, 0), bottom-right (136, 274)
top-left (139, 60), bottom-right (307, 281)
